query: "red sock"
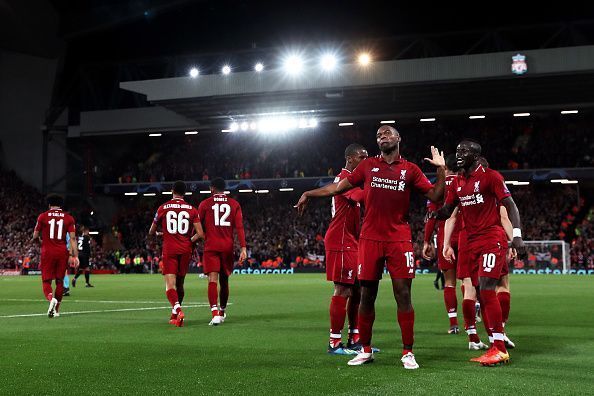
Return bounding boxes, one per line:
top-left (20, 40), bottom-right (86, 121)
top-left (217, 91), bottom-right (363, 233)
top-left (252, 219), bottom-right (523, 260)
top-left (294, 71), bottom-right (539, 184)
top-left (357, 310), bottom-right (375, 352)
top-left (166, 289), bottom-right (179, 308)
top-left (497, 291), bottom-right (511, 325)
top-left (42, 281), bottom-right (53, 301)
top-left (329, 295), bottom-right (347, 337)
top-left (443, 286), bottom-right (458, 326)
top-left (397, 309), bottom-right (415, 354)
top-left (55, 279), bottom-right (64, 302)
top-left (462, 299), bottom-right (480, 343)
top-left (208, 282), bottom-right (218, 316)
top-left (481, 289), bottom-right (507, 353)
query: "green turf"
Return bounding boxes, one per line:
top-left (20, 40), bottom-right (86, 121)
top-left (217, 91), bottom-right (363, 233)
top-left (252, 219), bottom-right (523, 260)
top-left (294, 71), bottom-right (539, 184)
top-left (1, 274), bottom-right (593, 395)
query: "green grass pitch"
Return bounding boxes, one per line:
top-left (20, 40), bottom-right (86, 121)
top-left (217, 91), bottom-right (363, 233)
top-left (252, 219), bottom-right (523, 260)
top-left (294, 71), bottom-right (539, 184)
top-left (1, 274), bottom-right (593, 395)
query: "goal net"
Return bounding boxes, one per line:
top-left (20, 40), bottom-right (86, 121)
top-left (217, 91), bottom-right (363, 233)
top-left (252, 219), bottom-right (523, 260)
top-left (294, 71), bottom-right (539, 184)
top-left (512, 240), bottom-right (571, 274)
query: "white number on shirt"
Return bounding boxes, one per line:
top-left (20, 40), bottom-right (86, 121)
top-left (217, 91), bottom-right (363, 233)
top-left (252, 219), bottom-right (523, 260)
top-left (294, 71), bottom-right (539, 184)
top-left (404, 252), bottom-right (414, 268)
top-left (212, 203), bottom-right (231, 226)
top-left (166, 211), bottom-right (190, 234)
top-left (482, 253), bottom-right (496, 272)
top-left (78, 237), bottom-right (83, 250)
top-left (48, 219), bottom-right (64, 240)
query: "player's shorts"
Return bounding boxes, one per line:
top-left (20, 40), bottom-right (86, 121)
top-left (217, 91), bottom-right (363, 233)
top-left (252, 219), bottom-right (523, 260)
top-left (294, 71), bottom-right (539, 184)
top-left (437, 238), bottom-right (457, 271)
top-left (162, 252), bottom-right (191, 276)
top-left (202, 250), bottom-right (234, 276)
top-left (357, 239), bottom-right (415, 281)
top-left (40, 252), bottom-right (69, 282)
top-left (456, 231), bottom-right (478, 286)
top-left (78, 255), bottom-right (90, 269)
top-left (325, 249), bottom-right (358, 284)
top-left (468, 238), bottom-right (508, 280)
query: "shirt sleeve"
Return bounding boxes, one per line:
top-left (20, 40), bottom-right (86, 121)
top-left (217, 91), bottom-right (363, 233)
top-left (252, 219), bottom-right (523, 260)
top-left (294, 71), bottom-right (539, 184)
top-left (34, 214), bottom-right (44, 232)
top-left (346, 159), bottom-right (367, 187)
top-left (410, 163), bottom-right (433, 195)
top-left (153, 206), bottom-right (163, 224)
top-left (343, 187), bottom-right (365, 203)
top-left (191, 207), bottom-right (200, 224)
top-left (489, 170), bottom-right (512, 202)
top-left (444, 179), bottom-right (460, 206)
top-left (67, 216), bottom-right (76, 233)
top-left (234, 203), bottom-right (246, 248)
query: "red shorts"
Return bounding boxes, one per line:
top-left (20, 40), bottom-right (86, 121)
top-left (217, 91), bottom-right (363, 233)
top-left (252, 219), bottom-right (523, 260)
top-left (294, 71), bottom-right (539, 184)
top-left (457, 231), bottom-right (478, 286)
top-left (468, 238), bottom-right (508, 280)
top-left (202, 250), bottom-right (234, 276)
top-left (326, 249), bottom-right (357, 284)
top-left (357, 239), bottom-right (415, 281)
top-left (40, 252), bottom-right (69, 282)
top-left (162, 252), bottom-right (191, 276)
top-left (438, 237), bottom-right (457, 271)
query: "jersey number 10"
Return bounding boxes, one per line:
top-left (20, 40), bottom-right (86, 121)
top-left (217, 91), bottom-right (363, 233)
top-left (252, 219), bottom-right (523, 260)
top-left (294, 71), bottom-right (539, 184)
top-left (212, 203), bottom-right (231, 226)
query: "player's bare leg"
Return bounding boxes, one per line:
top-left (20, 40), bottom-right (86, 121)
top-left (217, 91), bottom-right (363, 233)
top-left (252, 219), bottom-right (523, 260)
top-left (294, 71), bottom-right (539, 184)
top-left (443, 269), bottom-right (459, 334)
top-left (496, 275), bottom-right (514, 348)
top-left (348, 281), bottom-right (378, 365)
top-left (164, 274), bottom-right (183, 327)
top-left (176, 276), bottom-right (185, 305)
top-left (207, 271), bottom-right (222, 325)
top-left (473, 277), bottom-right (509, 366)
top-left (219, 273), bottom-right (229, 322)
top-left (392, 278), bottom-right (419, 369)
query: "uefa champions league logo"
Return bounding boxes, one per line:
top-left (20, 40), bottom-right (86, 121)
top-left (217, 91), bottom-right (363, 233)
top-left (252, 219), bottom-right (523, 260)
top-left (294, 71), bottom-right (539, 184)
top-left (511, 53), bottom-right (527, 75)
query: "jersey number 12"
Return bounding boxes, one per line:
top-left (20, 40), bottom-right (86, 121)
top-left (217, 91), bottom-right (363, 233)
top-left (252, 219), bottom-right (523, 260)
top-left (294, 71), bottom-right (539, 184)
top-left (212, 204), bottom-right (231, 226)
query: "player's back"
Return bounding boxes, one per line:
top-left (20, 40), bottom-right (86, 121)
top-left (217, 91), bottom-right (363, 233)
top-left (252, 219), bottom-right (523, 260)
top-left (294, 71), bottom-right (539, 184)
top-left (35, 209), bottom-right (75, 255)
top-left (325, 169), bottom-right (363, 250)
top-left (198, 193), bottom-right (242, 252)
top-left (155, 198), bottom-right (199, 254)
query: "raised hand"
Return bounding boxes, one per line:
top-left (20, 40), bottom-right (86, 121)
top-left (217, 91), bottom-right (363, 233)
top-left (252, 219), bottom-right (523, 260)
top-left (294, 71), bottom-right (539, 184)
top-left (424, 146), bottom-right (445, 168)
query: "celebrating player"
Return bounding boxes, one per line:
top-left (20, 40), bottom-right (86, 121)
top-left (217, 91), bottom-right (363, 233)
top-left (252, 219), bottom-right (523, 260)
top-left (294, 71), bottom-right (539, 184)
top-left (423, 154), bottom-right (460, 334)
top-left (198, 177), bottom-right (247, 326)
top-left (32, 194), bottom-right (78, 318)
top-left (438, 140), bottom-right (525, 366)
top-left (295, 126), bottom-right (446, 369)
top-left (149, 181), bottom-right (203, 327)
top-left (319, 144), bottom-right (368, 354)
top-left (73, 225), bottom-right (93, 288)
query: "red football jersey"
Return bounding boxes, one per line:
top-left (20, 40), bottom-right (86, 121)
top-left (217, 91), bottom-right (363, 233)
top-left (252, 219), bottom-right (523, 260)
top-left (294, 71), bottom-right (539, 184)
top-left (324, 168), bottom-right (365, 251)
top-left (425, 174), bottom-right (463, 244)
top-left (153, 197), bottom-right (200, 255)
top-left (346, 155), bottom-right (433, 242)
top-left (445, 164), bottom-right (511, 242)
top-left (34, 209), bottom-right (76, 255)
top-left (198, 193), bottom-right (246, 252)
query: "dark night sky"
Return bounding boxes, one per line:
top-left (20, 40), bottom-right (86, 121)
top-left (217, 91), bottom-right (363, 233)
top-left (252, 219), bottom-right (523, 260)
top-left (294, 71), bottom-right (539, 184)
top-left (51, 0), bottom-right (594, 61)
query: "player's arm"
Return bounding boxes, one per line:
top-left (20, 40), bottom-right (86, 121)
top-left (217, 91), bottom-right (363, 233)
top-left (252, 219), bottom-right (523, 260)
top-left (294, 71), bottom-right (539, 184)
top-left (435, 202), bottom-right (456, 220)
top-left (148, 208), bottom-right (162, 237)
top-left (294, 178), bottom-right (354, 214)
top-left (32, 215), bottom-right (42, 242)
top-left (234, 206), bottom-right (247, 263)
top-left (422, 203), bottom-right (437, 260)
top-left (190, 211), bottom-right (205, 243)
top-left (501, 196), bottom-right (526, 258)
top-left (423, 146), bottom-right (446, 202)
top-left (442, 206), bottom-right (459, 262)
top-left (69, 230), bottom-right (80, 267)
top-left (499, 206), bottom-right (517, 261)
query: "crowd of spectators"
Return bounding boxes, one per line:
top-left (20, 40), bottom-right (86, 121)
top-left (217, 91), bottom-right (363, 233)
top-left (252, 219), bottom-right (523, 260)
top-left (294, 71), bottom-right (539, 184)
top-left (90, 115), bottom-right (594, 185)
top-left (1, 166), bottom-right (592, 274)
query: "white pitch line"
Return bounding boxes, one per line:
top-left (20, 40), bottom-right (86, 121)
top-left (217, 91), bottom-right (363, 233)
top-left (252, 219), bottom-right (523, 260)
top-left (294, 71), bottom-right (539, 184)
top-left (0, 304), bottom-right (211, 319)
top-left (0, 298), bottom-right (211, 304)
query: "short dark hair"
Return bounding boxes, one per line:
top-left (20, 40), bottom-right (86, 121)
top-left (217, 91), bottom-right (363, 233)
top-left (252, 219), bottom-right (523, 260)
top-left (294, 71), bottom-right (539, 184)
top-left (460, 139), bottom-right (482, 154)
top-left (210, 177), bottom-right (226, 192)
top-left (172, 180), bottom-right (187, 195)
top-left (46, 194), bottom-right (63, 207)
top-left (344, 143), bottom-right (366, 158)
top-left (445, 154), bottom-right (458, 171)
